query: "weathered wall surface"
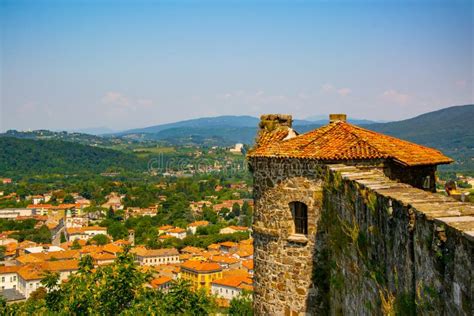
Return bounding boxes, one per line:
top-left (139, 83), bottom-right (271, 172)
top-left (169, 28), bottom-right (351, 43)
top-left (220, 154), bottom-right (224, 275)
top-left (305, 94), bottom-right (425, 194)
top-left (251, 158), bottom-right (325, 315)
top-left (324, 165), bottom-right (474, 315)
top-left (251, 158), bottom-right (474, 315)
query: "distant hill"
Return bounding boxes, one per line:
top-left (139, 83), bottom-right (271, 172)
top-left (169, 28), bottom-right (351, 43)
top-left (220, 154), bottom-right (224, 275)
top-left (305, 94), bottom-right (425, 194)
top-left (366, 104), bottom-right (474, 171)
top-left (0, 129), bottom-right (136, 147)
top-left (115, 115), bottom-right (377, 137)
top-left (115, 115), bottom-right (262, 136)
top-left (0, 137), bottom-right (145, 177)
top-left (2, 105), bottom-right (472, 173)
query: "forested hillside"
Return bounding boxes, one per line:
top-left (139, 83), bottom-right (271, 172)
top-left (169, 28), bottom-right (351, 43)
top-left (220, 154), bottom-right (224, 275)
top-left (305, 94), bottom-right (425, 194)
top-left (367, 104), bottom-right (474, 171)
top-left (0, 137), bottom-right (145, 177)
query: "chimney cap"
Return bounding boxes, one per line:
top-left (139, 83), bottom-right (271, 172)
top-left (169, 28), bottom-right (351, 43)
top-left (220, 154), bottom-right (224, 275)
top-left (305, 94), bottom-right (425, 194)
top-left (329, 114), bottom-right (347, 123)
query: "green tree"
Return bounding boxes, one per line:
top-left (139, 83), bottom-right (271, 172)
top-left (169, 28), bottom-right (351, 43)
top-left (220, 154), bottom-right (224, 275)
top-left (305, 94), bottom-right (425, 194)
top-left (203, 207), bottom-right (218, 224)
top-left (232, 202), bottom-right (241, 217)
top-left (60, 232), bottom-right (67, 243)
top-left (90, 233), bottom-right (110, 245)
top-left (41, 271), bottom-right (62, 311)
top-left (229, 291), bottom-right (253, 316)
top-left (71, 239), bottom-right (82, 250)
top-left (108, 222), bottom-right (129, 241)
top-left (63, 194), bottom-right (76, 204)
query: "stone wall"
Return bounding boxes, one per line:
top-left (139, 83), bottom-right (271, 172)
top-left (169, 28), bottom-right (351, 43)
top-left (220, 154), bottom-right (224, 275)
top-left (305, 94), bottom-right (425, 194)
top-left (250, 157), bottom-right (325, 315)
top-left (250, 158), bottom-right (474, 315)
top-left (324, 165), bottom-right (473, 315)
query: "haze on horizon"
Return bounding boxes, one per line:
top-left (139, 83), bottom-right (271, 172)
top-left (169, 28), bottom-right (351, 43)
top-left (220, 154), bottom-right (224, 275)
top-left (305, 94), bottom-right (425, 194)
top-left (0, 0), bottom-right (472, 132)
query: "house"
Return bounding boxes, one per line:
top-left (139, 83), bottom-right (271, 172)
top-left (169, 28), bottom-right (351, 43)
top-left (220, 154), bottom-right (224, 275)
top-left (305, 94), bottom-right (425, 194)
top-left (0, 208), bottom-right (33, 220)
top-left (211, 275), bottom-right (253, 301)
top-left (101, 192), bottom-right (123, 210)
top-left (0, 266), bottom-right (20, 291)
top-left (150, 276), bottom-right (173, 292)
top-left (24, 245), bottom-right (64, 254)
top-left (187, 221), bottom-right (209, 234)
top-left (65, 226), bottom-right (108, 241)
top-left (133, 247), bottom-right (180, 266)
top-left (158, 225), bottom-right (174, 235)
top-left (218, 241), bottom-right (238, 254)
top-left (16, 260), bottom-right (79, 298)
top-left (166, 227), bottom-right (186, 239)
top-left (232, 247), bottom-right (253, 260)
top-left (90, 252), bottom-right (116, 266)
top-left (30, 195), bottom-right (44, 205)
top-left (241, 259), bottom-right (254, 275)
top-left (189, 201), bottom-right (212, 214)
top-left (213, 200), bottom-right (242, 212)
top-left (27, 204), bottom-right (53, 216)
top-left (180, 246), bottom-right (205, 255)
top-left (209, 255), bottom-right (240, 270)
top-left (180, 261), bottom-right (222, 293)
top-left (219, 225), bottom-right (249, 235)
top-left (229, 143), bottom-right (244, 154)
top-left (1, 178), bottom-right (12, 184)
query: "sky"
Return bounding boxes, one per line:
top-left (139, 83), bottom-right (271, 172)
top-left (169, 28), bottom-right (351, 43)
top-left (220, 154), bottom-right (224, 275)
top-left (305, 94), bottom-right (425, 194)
top-left (0, 0), bottom-right (473, 132)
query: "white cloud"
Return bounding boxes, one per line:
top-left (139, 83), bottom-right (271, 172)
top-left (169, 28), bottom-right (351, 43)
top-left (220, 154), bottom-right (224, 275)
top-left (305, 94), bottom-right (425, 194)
top-left (322, 84), bottom-right (352, 96)
top-left (101, 92), bottom-right (154, 110)
top-left (337, 88), bottom-right (352, 96)
top-left (381, 89), bottom-right (411, 104)
top-left (321, 83), bottom-right (334, 92)
top-left (101, 92), bottom-right (130, 107)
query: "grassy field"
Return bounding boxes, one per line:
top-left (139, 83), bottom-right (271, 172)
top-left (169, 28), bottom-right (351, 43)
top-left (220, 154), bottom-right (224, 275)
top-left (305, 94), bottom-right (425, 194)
top-left (132, 146), bottom-right (176, 157)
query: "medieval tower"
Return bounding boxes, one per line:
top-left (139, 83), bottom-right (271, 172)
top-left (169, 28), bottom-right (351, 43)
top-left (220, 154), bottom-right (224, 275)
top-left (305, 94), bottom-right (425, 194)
top-left (247, 114), bottom-right (473, 315)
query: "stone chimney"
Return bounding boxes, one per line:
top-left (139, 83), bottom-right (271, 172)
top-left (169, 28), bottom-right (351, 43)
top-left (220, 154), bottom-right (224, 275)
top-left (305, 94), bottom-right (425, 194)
top-left (329, 114), bottom-right (347, 123)
top-left (259, 114), bottom-right (293, 132)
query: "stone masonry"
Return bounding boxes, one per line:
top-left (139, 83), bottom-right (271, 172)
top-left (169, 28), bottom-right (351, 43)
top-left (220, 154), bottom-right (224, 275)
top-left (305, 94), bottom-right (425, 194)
top-left (249, 158), bottom-right (474, 315)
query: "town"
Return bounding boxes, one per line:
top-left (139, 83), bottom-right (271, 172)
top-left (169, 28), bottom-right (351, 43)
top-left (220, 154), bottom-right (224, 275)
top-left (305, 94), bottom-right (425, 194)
top-left (0, 150), bottom-right (255, 312)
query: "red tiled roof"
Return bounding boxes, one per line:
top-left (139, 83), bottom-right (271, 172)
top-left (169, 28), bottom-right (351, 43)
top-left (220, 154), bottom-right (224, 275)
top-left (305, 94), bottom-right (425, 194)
top-left (181, 260), bottom-right (222, 273)
top-left (212, 275), bottom-right (252, 289)
top-left (248, 121), bottom-right (453, 167)
top-left (150, 276), bottom-right (172, 288)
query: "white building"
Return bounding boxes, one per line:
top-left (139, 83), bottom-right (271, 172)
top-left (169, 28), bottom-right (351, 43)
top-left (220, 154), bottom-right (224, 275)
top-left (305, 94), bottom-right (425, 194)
top-left (66, 226), bottom-right (108, 241)
top-left (229, 143), bottom-right (244, 154)
top-left (0, 208), bottom-right (33, 220)
top-left (211, 275), bottom-right (253, 301)
top-left (133, 248), bottom-right (180, 266)
top-left (166, 227), bottom-right (187, 239)
top-left (0, 266), bottom-right (19, 291)
top-left (3, 260), bottom-right (79, 299)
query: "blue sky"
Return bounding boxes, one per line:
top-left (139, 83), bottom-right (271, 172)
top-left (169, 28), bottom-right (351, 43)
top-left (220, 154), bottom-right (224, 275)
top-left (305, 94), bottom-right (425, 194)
top-left (1, 0), bottom-right (472, 131)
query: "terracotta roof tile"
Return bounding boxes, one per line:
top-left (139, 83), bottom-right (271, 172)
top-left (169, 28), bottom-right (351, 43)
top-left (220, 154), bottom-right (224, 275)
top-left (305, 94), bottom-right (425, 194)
top-left (211, 275), bottom-right (252, 288)
top-left (248, 121), bottom-right (453, 167)
top-left (150, 276), bottom-right (172, 288)
top-left (181, 260), bottom-right (222, 273)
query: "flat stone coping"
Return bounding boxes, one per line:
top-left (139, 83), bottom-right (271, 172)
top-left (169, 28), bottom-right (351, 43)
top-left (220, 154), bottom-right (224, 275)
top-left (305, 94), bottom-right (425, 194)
top-left (328, 164), bottom-right (474, 242)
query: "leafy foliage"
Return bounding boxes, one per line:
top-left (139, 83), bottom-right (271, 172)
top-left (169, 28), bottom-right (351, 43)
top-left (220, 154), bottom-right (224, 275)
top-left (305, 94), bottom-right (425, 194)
top-left (4, 249), bottom-right (216, 315)
top-left (0, 137), bottom-right (145, 177)
top-left (229, 291), bottom-right (254, 316)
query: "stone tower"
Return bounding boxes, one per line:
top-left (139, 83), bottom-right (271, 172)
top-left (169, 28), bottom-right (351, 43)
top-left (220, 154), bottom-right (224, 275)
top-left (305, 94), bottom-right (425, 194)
top-left (247, 114), bottom-right (454, 315)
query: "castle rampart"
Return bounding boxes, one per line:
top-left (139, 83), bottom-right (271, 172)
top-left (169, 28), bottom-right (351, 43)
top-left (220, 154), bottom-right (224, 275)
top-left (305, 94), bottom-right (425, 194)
top-left (251, 159), bottom-right (474, 315)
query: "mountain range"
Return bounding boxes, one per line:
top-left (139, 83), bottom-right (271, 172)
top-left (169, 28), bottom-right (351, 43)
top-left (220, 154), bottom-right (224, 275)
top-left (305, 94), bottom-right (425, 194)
top-left (1, 104), bottom-right (473, 173)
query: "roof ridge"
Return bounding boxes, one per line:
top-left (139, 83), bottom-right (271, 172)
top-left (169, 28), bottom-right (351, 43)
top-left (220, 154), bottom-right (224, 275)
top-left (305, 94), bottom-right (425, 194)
top-left (338, 123), bottom-right (390, 158)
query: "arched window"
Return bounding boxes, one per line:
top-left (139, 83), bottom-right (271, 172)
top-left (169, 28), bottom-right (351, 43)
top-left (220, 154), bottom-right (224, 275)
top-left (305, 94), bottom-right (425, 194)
top-left (290, 201), bottom-right (308, 235)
